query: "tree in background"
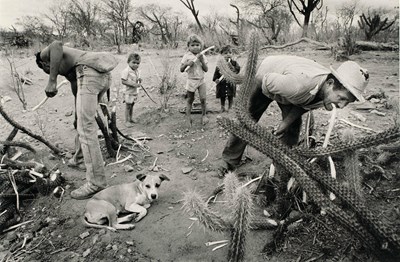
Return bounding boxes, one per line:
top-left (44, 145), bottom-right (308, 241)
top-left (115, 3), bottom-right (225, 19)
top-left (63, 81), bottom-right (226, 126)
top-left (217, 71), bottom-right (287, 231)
top-left (358, 9), bottom-right (396, 41)
top-left (287, 0), bottom-right (323, 37)
top-left (67, 0), bottom-right (102, 46)
top-left (139, 4), bottom-right (180, 47)
top-left (308, 6), bottom-right (328, 41)
top-left (102, 0), bottom-right (133, 44)
top-left (239, 0), bottom-right (290, 44)
top-left (333, 0), bottom-right (361, 58)
top-left (16, 16), bottom-right (53, 44)
top-left (45, 1), bottom-right (71, 41)
top-left (180, 0), bottom-right (204, 34)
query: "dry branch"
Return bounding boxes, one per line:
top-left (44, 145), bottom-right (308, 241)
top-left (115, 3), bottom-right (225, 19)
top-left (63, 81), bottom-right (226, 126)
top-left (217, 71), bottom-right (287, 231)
top-left (260, 37), bottom-right (331, 50)
top-left (0, 104), bottom-right (61, 155)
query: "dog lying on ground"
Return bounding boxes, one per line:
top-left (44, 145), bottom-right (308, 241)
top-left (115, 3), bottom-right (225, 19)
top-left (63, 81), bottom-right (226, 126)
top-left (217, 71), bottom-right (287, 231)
top-left (83, 173), bottom-right (170, 231)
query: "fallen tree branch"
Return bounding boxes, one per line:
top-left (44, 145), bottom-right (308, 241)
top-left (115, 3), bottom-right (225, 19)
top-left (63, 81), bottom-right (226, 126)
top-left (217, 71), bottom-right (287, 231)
top-left (0, 140), bottom-right (36, 153)
top-left (0, 104), bottom-right (61, 155)
top-left (0, 128), bottom-right (18, 155)
top-left (260, 37), bottom-right (331, 50)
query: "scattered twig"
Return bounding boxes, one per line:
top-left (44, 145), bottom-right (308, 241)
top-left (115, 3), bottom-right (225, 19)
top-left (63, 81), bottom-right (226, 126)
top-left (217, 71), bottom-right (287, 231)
top-left (106, 154), bottom-right (132, 166)
top-left (8, 169), bottom-right (20, 212)
top-left (150, 157), bottom-right (158, 171)
top-left (201, 150), bottom-right (209, 162)
top-left (241, 176), bottom-right (261, 188)
top-left (2, 220), bottom-right (34, 233)
top-left (338, 119), bottom-right (377, 133)
top-left (212, 242), bottom-right (229, 251)
top-left (205, 240), bottom-right (229, 246)
top-left (31, 80), bottom-right (68, 111)
top-left (116, 144), bottom-right (122, 162)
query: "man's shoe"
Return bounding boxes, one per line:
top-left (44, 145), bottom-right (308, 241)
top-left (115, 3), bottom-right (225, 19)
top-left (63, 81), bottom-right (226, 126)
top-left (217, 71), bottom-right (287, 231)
top-left (67, 158), bottom-right (86, 171)
top-left (70, 182), bottom-right (104, 200)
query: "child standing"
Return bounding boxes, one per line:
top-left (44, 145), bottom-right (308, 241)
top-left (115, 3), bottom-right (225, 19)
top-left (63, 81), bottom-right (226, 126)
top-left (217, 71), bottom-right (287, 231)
top-left (213, 45), bottom-right (240, 112)
top-left (121, 53), bottom-right (141, 126)
top-left (180, 34), bottom-right (209, 127)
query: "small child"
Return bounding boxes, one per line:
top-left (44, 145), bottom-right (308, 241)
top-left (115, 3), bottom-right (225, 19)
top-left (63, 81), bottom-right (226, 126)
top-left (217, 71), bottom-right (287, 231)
top-left (180, 34), bottom-right (209, 127)
top-left (213, 45), bottom-right (240, 112)
top-left (121, 52), bottom-right (141, 126)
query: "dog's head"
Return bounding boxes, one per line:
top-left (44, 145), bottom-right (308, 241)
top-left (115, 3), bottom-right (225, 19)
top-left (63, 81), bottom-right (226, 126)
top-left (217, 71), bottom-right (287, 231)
top-left (137, 173), bottom-right (170, 201)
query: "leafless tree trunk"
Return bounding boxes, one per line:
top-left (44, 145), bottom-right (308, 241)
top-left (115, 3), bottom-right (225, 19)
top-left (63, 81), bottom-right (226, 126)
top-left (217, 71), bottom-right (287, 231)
top-left (139, 5), bottom-right (170, 45)
top-left (229, 4), bottom-right (242, 45)
top-left (287, 0), bottom-right (323, 37)
top-left (45, 2), bottom-right (70, 40)
top-left (102, 0), bottom-right (133, 44)
top-left (179, 0), bottom-right (204, 34)
top-left (68, 0), bottom-right (101, 39)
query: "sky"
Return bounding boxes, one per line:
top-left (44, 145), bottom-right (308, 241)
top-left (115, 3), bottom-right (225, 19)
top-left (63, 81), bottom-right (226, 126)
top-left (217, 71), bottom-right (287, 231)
top-left (0, 0), bottom-right (398, 29)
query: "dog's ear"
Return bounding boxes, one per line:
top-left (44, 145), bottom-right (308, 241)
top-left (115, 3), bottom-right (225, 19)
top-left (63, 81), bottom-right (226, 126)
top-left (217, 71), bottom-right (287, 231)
top-left (137, 173), bottom-right (147, 182)
top-left (159, 174), bottom-right (170, 182)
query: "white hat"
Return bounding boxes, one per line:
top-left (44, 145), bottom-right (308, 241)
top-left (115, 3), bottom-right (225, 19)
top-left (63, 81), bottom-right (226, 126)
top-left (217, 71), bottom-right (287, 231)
top-left (330, 61), bottom-right (369, 103)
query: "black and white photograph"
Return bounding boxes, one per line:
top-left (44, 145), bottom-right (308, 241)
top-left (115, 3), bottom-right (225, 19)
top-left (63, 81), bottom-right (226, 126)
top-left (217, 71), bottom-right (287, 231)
top-left (0, 0), bottom-right (399, 261)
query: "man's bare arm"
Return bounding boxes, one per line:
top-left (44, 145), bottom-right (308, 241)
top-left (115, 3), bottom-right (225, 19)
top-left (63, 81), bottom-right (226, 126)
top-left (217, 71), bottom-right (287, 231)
top-left (275, 106), bottom-right (307, 137)
top-left (41, 41), bottom-right (64, 97)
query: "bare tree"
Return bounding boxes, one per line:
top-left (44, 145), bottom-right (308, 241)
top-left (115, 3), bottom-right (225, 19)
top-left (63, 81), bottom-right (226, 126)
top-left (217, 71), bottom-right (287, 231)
top-left (44, 1), bottom-right (71, 40)
top-left (16, 15), bottom-right (53, 43)
top-left (67, 0), bottom-right (101, 40)
top-left (287, 0), bottom-right (323, 37)
top-left (239, 0), bottom-right (288, 43)
top-left (139, 4), bottom-right (172, 45)
top-left (309, 6), bottom-right (328, 41)
top-left (334, 0), bottom-right (360, 57)
top-left (358, 11), bottom-right (396, 41)
top-left (229, 4), bottom-right (242, 45)
top-left (102, 0), bottom-right (133, 44)
top-left (179, 0), bottom-right (204, 34)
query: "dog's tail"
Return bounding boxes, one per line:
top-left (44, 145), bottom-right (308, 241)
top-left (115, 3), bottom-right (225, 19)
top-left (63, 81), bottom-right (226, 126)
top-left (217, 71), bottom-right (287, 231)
top-left (82, 216), bottom-right (117, 232)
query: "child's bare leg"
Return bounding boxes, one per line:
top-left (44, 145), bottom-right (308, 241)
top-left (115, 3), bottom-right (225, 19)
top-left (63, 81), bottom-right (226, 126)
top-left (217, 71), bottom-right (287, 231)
top-left (186, 91), bottom-right (194, 127)
top-left (228, 96), bottom-right (233, 111)
top-left (199, 84), bottom-right (208, 125)
top-left (220, 97), bottom-right (226, 113)
top-left (200, 98), bottom-right (209, 125)
top-left (125, 103), bottom-right (131, 123)
top-left (129, 102), bottom-right (136, 123)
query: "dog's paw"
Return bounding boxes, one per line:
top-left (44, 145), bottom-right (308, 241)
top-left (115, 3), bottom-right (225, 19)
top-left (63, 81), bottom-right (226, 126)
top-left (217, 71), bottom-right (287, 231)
top-left (126, 213), bottom-right (136, 221)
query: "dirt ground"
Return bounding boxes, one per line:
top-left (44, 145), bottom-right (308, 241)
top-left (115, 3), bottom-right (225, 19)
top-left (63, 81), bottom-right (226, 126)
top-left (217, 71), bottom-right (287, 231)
top-left (0, 44), bottom-right (399, 262)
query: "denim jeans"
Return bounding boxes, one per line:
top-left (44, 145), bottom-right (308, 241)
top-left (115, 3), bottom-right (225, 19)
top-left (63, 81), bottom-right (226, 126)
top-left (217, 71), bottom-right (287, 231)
top-left (222, 86), bottom-right (303, 168)
top-left (74, 65), bottom-right (111, 188)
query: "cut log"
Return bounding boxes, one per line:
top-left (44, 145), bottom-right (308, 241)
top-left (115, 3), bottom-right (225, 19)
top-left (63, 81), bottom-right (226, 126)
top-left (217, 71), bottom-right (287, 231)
top-left (355, 41), bottom-right (398, 51)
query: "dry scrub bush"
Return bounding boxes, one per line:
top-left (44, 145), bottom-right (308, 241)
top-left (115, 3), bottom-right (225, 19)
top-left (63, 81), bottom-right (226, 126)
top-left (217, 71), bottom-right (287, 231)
top-left (158, 50), bottom-right (178, 111)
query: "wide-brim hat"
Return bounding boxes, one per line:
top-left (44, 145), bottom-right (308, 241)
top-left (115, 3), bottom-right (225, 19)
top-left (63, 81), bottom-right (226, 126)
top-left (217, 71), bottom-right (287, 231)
top-left (330, 61), bottom-right (369, 103)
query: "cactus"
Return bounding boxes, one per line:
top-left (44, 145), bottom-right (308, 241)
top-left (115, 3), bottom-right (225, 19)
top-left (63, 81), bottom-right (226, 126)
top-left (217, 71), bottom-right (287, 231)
top-left (341, 129), bottom-right (363, 201)
top-left (215, 30), bottom-right (400, 256)
top-left (182, 172), bottom-right (255, 262)
top-left (358, 13), bottom-right (396, 41)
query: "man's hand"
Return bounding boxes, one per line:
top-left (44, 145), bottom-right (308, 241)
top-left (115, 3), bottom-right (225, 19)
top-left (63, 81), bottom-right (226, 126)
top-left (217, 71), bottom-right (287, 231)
top-left (45, 82), bottom-right (58, 97)
top-left (273, 124), bottom-right (285, 139)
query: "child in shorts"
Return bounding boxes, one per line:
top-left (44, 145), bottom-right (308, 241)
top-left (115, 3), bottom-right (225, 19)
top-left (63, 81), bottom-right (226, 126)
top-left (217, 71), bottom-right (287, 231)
top-left (121, 52), bottom-right (141, 126)
top-left (180, 34), bottom-right (209, 127)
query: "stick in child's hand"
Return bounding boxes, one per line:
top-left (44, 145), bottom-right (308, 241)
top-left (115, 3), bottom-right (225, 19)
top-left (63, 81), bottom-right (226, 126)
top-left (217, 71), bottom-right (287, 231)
top-left (184, 45), bottom-right (215, 72)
